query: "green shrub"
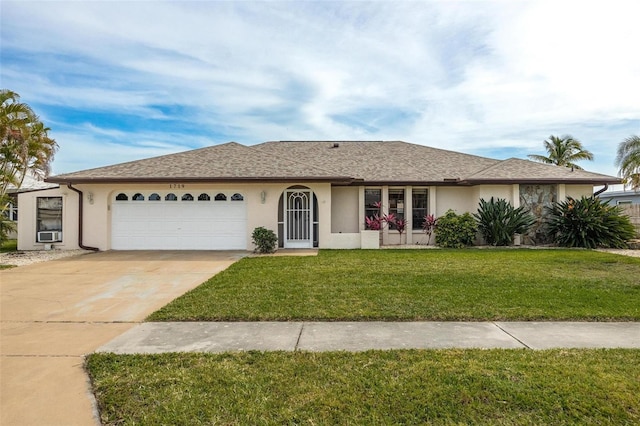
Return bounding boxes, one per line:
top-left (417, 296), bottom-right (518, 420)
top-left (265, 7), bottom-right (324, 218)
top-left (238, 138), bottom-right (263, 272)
top-left (474, 197), bottom-right (535, 246)
top-left (545, 196), bottom-right (636, 248)
top-left (435, 210), bottom-right (477, 248)
top-left (251, 227), bottom-right (278, 253)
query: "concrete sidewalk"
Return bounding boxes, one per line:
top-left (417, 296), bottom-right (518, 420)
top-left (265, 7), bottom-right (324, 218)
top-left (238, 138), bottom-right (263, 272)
top-left (97, 321), bottom-right (640, 353)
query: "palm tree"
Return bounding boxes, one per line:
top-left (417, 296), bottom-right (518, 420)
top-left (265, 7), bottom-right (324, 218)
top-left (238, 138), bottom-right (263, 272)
top-left (528, 135), bottom-right (594, 170)
top-left (615, 135), bottom-right (640, 191)
top-left (1, 90), bottom-right (58, 243)
top-left (1, 90), bottom-right (58, 193)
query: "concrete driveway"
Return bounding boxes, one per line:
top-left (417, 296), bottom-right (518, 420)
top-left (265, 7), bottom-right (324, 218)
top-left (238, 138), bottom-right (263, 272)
top-left (0, 250), bottom-right (244, 426)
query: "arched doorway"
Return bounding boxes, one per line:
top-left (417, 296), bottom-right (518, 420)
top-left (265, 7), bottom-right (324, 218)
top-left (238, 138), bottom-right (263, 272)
top-left (278, 187), bottom-right (318, 248)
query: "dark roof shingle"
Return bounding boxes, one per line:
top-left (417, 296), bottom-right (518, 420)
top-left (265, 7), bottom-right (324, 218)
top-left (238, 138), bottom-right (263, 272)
top-left (47, 140), bottom-right (619, 185)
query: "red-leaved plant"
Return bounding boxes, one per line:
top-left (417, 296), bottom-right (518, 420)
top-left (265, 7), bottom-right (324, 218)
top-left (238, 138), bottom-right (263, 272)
top-left (422, 214), bottom-right (438, 245)
top-left (365, 202), bottom-right (398, 231)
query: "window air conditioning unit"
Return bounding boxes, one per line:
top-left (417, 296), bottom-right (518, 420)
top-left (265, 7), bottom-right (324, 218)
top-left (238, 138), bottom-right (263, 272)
top-left (37, 231), bottom-right (62, 243)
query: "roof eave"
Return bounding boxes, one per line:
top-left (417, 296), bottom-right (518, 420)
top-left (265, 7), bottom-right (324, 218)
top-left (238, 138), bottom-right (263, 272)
top-left (45, 176), bottom-right (355, 185)
top-left (462, 178), bottom-right (622, 185)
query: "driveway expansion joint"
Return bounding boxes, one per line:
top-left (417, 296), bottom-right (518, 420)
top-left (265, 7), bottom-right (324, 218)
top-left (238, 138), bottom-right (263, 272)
top-left (492, 321), bottom-right (531, 349)
top-left (294, 322), bottom-right (305, 351)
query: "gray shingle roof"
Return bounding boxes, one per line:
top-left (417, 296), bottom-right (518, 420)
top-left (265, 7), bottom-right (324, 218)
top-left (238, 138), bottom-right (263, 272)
top-left (254, 141), bottom-right (500, 183)
top-left (47, 142), bottom-right (350, 183)
top-left (463, 158), bottom-right (618, 184)
top-left (47, 140), bottom-right (619, 185)
top-left (7, 172), bottom-right (58, 193)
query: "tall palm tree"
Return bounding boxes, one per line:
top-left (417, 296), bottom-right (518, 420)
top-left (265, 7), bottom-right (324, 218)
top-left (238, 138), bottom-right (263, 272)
top-left (615, 135), bottom-right (640, 191)
top-left (1, 89), bottom-right (58, 243)
top-left (528, 135), bottom-right (594, 170)
top-left (1, 89), bottom-right (58, 194)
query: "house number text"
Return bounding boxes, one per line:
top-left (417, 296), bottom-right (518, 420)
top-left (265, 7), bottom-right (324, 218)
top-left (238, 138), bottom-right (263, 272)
top-left (169, 184), bottom-right (185, 189)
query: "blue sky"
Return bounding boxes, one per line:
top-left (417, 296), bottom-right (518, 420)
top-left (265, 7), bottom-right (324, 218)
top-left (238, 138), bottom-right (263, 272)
top-left (1, 0), bottom-right (639, 178)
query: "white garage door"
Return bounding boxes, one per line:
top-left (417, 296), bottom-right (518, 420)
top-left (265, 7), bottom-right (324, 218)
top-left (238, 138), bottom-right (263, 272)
top-left (111, 191), bottom-right (247, 250)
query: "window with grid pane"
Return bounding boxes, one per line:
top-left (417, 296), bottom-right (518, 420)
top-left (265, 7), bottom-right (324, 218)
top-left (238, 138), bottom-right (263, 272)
top-left (388, 189), bottom-right (404, 229)
top-left (412, 188), bottom-right (428, 230)
top-left (364, 189), bottom-right (381, 224)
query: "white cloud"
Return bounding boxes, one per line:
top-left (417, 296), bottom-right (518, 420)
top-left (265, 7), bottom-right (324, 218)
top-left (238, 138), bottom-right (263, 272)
top-left (2, 0), bottom-right (638, 178)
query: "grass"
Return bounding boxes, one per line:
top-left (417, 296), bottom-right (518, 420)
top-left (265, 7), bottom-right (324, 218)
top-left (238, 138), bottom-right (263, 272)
top-left (87, 349), bottom-right (640, 425)
top-left (148, 249), bottom-right (640, 321)
top-left (0, 239), bottom-right (18, 269)
top-left (0, 239), bottom-right (17, 252)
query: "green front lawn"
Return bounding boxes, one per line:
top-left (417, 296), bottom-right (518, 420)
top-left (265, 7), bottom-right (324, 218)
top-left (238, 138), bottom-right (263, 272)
top-left (0, 239), bottom-right (18, 269)
top-left (149, 249), bottom-right (640, 321)
top-left (0, 239), bottom-right (17, 252)
top-left (87, 349), bottom-right (640, 425)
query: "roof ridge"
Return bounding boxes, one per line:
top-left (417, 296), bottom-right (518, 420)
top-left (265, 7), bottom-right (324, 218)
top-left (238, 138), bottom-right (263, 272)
top-left (248, 143), bottom-right (353, 178)
top-left (464, 157), bottom-right (517, 180)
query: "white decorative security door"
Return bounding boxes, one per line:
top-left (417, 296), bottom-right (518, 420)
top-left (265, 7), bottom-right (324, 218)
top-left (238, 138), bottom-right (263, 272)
top-left (284, 190), bottom-right (313, 248)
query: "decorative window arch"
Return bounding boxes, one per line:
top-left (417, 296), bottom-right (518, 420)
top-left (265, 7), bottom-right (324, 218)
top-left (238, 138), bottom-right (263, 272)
top-left (231, 193), bottom-right (244, 201)
top-left (182, 193), bottom-right (194, 201)
top-left (115, 193), bottom-right (128, 201)
top-left (198, 193), bottom-right (211, 201)
top-left (214, 193), bottom-right (227, 201)
top-left (132, 193), bottom-right (145, 201)
top-left (165, 193), bottom-right (178, 201)
top-left (148, 193), bottom-right (161, 201)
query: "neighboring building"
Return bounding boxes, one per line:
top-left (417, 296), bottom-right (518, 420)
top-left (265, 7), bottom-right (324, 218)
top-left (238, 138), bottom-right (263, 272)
top-left (4, 172), bottom-right (58, 239)
top-left (17, 141), bottom-right (619, 251)
top-left (598, 188), bottom-right (640, 206)
top-left (598, 186), bottom-right (640, 238)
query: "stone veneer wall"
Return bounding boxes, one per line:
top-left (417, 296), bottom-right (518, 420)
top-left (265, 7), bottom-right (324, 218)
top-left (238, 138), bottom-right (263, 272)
top-left (519, 184), bottom-right (557, 245)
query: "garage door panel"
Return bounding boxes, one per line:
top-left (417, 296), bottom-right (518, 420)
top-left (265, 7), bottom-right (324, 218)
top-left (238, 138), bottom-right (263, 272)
top-left (112, 195), bottom-right (247, 250)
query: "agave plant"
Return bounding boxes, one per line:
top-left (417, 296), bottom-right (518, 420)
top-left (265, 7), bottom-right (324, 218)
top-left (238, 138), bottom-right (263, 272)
top-left (473, 197), bottom-right (535, 246)
top-left (545, 196), bottom-right (635, 248)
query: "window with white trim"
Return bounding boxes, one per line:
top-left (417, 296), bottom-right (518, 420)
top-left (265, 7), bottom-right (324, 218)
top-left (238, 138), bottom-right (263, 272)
top-left (4, 201), bottom-right (18, 221)
top-left (412, 188), bottom-right (428, 230)
top-left (388, 188), bottom-right (404, 229)
top-left (364, 188), bottom-right (381, 223)
top-left (36, 197), bottom-right (62, 236)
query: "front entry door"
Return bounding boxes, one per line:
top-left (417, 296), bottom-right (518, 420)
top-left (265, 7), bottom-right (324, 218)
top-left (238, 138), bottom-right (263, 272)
top-left (284, 190), bottom-right (313, 248)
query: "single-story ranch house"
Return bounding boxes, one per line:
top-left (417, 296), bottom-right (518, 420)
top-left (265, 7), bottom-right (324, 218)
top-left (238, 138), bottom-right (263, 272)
top-left (17, 140), bottom-right (619, 251)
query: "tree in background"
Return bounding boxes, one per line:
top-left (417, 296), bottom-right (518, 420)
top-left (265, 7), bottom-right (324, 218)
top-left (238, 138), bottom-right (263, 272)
top-left (615, 135), bottom-right (640, 191)
top-left (1, 89), bottom-right (58, 243)
top-left (528, 135), bottom-right (594, 170)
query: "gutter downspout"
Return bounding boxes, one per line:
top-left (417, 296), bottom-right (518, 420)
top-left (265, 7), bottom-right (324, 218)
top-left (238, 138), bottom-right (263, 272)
top-left (594, 183), bottom-right (609, 197)
top-left (66, 184), bottom-right (100, 251)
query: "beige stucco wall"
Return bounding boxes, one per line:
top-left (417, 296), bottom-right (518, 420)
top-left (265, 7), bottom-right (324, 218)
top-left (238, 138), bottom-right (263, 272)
top-left (475, 185), bottom-right (516, 205)
top-left (17, 187), bottom-right (80, 251)
top-left (433, 187), bottom-right (476, 216)
top-left (17, 182), bottom-right (602, 251)
top-left (565, 184), bottom-right (595, 199)
top-left (331, 187), bottom-right (359, 233)
top-left (19, 182), bottom-right (336, 251)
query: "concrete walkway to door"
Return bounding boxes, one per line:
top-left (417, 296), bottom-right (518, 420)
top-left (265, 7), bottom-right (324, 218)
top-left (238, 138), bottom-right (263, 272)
top-left (0, 250), bottom-right (245, 426)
